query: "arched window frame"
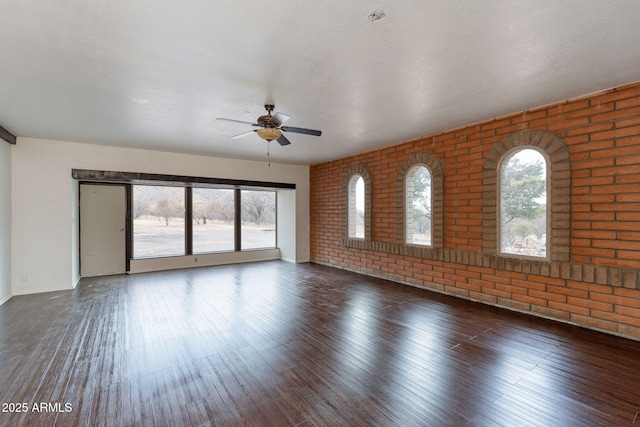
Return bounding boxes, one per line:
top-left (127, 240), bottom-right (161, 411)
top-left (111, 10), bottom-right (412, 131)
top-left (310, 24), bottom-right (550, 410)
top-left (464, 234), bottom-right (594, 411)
top-left (344, 164), bottom-right (372, 241)
top-left (483, 130), bottom-right (570, 263)
top-left (405, 164), bottom-right (433, 247)
top-left (397, 152), bottom-right (444, 249)
top-left (497, 146), bottom-right (550, 259)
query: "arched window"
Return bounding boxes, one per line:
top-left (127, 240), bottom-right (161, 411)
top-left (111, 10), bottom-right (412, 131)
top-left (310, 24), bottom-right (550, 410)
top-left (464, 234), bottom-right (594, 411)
top-left (396, 152), bottom-right (444, 249)
top-left (499, 148), bottom-right (548, 258)
top-left (405, 165), bottom-right (432, 246)
top-left (348, 175), bottom-right (365, 239)
top-left (483, 130), bottom-right (570, 262)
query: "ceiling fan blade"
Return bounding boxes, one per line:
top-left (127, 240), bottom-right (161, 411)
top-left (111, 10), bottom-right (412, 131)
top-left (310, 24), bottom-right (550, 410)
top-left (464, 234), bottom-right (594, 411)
top-left (230, 130), bottom-right (257, 139)
top-left (281, 126), bottom-right (322, 136)
top-left (276, 134), bottom-right (291, 146)
top-left (270, 112), bottom-right (290, 127)
top-left (216, 118), bottom-right (259, 126)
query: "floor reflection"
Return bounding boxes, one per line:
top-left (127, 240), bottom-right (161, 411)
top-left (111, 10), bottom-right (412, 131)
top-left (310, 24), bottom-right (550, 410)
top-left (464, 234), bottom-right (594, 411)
top-left (3, 261), bottom-right (640, 426)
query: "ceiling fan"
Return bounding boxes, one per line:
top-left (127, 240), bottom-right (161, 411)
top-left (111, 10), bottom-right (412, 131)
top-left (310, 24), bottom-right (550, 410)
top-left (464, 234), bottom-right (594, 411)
top-left (216, 104), bottom-right (322, 146)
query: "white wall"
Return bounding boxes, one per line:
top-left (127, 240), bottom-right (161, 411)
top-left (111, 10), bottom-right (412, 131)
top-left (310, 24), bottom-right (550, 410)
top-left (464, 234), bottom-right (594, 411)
top-left (11, 137), bottom-right (310, 295)
top-left (278, 189), bottom-right (297, 262)
top-left (129, 249), bottom-right (282, 274)
top-left (0, 142), bottom-right (11, 305)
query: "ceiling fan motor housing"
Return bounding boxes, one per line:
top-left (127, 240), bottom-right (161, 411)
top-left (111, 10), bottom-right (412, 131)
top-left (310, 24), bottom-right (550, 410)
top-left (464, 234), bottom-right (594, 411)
top-left (258, 115), bottom-right (277, 127)
top-left (258, 104), bottom-right (277, 127)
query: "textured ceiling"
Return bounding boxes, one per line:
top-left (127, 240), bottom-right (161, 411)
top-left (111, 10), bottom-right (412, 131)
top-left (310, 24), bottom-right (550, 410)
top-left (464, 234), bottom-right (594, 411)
top-left (1, 1), bottom-right (640, 165)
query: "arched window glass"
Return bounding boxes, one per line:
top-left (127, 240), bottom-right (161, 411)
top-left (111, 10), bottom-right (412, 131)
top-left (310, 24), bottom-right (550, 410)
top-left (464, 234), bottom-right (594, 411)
top-left (499, 148), bottom-right (548, 258)
top-left (348, 175), bottom-right (365, 238)
top-left (405, 165), bottom-right (432, 246)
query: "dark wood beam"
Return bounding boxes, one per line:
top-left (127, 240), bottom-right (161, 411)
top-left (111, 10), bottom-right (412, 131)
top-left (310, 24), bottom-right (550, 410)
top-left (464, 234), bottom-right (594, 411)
top-left (72, 169), bottom-right (296, 190)
top-left (0, 124), bottom-right (16, 145)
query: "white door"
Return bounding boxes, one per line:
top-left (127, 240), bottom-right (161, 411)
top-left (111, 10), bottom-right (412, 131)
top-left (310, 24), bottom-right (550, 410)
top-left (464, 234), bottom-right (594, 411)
top-left (80, 184), bottom-right (126, 276)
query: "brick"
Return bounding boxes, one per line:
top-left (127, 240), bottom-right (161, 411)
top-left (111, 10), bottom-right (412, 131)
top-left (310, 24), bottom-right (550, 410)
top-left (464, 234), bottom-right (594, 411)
top-left (568, 103), bottom-right (615, 119)
top-left (592, 239), bottom-right (640, 250)
top-left (572, 158), bottom-right (615, 170)
top-left (618, 324), bottom-right (640, 340)
top-left (592, 310), bottom-right (640, 328)
top-left (529, 289), bottom-right (565, 303)
top-left (527, 274), bottom-right (564, 287)
top-left (547, 99), bottom-right (590, 115)
top-left (617, 251), bottom-right (640, 261)
top-left (548, 301), bottom-right (590, 316)
top-left (513, 293), bottom-right (549, 306)
top-left (547, 284), bottom-right (588, 298)
top-left (615, 305), bottom-right (640, 319)
top-left (497, 298), bottom-right (531, 312)
top-left (622, 270), bottom-right (639, 289)
top-left (510, 110), bottom-right (548, 125)
top-left (569, 314), bottom-right (618, 332)
top-left (617, 96), bottom-right (640, 109)
top-left (616, 115), bottom-right (640, 128)
top-left (591, 125), bottom-right (640, 141)
top-left (531, 305), bottom-right (572, 320)
top-left (566, 121), bottom-right (613, 136)
top-left (616, 135), bottom-right (640, 148)
top-left (590, 85), bottom-right (640, 104)
top-left (567, 296), bottom-right (613, 312)
top-left (310, 82), bottom-right (640, 339)
top-left (590, 292), bottom-right (640, 308)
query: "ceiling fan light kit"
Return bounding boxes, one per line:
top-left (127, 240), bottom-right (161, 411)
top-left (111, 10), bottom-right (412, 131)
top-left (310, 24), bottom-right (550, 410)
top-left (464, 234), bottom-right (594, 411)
top-left (256, 127), bottom-right (281, 141)
top-left (217, 104), bottom-right (322, 148)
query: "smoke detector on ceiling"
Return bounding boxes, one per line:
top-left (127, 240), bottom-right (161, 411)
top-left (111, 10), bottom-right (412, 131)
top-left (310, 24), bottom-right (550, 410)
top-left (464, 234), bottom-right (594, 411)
top-left (368, 10), bottom-right (386, 22)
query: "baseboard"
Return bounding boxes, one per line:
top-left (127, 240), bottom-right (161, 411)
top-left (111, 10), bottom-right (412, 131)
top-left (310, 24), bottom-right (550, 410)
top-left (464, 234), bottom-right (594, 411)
top-left (0, 293), bottom-right (11, 306)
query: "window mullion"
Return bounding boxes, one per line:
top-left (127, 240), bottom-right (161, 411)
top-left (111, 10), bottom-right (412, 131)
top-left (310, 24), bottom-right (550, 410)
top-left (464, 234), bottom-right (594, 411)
top-left (185, 187), bottom-right (193, 255)
top-left (234, 188), bottom-right (241, 251)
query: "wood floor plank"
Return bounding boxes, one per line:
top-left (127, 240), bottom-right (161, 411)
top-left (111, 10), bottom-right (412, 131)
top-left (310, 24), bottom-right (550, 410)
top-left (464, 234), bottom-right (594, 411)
top-left (1, 260), bottom-right (640, 426)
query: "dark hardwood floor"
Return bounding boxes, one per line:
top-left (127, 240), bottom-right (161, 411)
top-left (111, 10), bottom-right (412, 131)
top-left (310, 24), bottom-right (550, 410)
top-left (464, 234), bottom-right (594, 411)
top-left (1, 260), bottom-right (640, 426)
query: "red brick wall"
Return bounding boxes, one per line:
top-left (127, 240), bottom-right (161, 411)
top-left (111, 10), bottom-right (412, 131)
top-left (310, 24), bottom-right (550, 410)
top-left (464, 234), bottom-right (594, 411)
top-left (310, 82), bottom-right (640, 340)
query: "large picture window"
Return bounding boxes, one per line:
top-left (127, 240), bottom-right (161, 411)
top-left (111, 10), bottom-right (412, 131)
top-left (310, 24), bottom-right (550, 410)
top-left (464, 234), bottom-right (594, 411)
top-left (499, 148), bottom-right (548, 258)
top-left (241, 190), bottom-right (276, 250)
top-left (132, 185), bottom-right (277, 258)
top-left (193, 188), bottom-right (235, 253)
top-left (133, 186), bottom-right (186, 258)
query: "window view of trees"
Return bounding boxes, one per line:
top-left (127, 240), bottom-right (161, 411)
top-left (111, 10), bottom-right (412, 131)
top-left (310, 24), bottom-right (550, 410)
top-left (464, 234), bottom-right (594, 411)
top-left (193, 188), bottom-right (235, 253)
top-left (241, 190), bottom-right (276, 250)
top-left (133, 186), bottom-right (185, 258)
top-left (500, 149), bottom-right (547, 258)
top-left (406, 165), bottom-right (432, 245)
top-left (133, 185), bottom-right (277, 258)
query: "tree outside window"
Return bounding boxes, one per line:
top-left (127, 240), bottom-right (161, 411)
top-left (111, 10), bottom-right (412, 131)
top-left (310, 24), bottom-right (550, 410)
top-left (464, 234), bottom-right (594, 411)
top-left (193, 188), bottom-right (235, 253)
top-left (133, 185), bottom-right (277, 258)
top-left (241, 190), bottom-right (276, 250)
top-left (406, 165), bottom-right (432, 246)
top-left (500, 149), bottom-right (547, 258)
top-left (133, 185), bottom-right (185, 258)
